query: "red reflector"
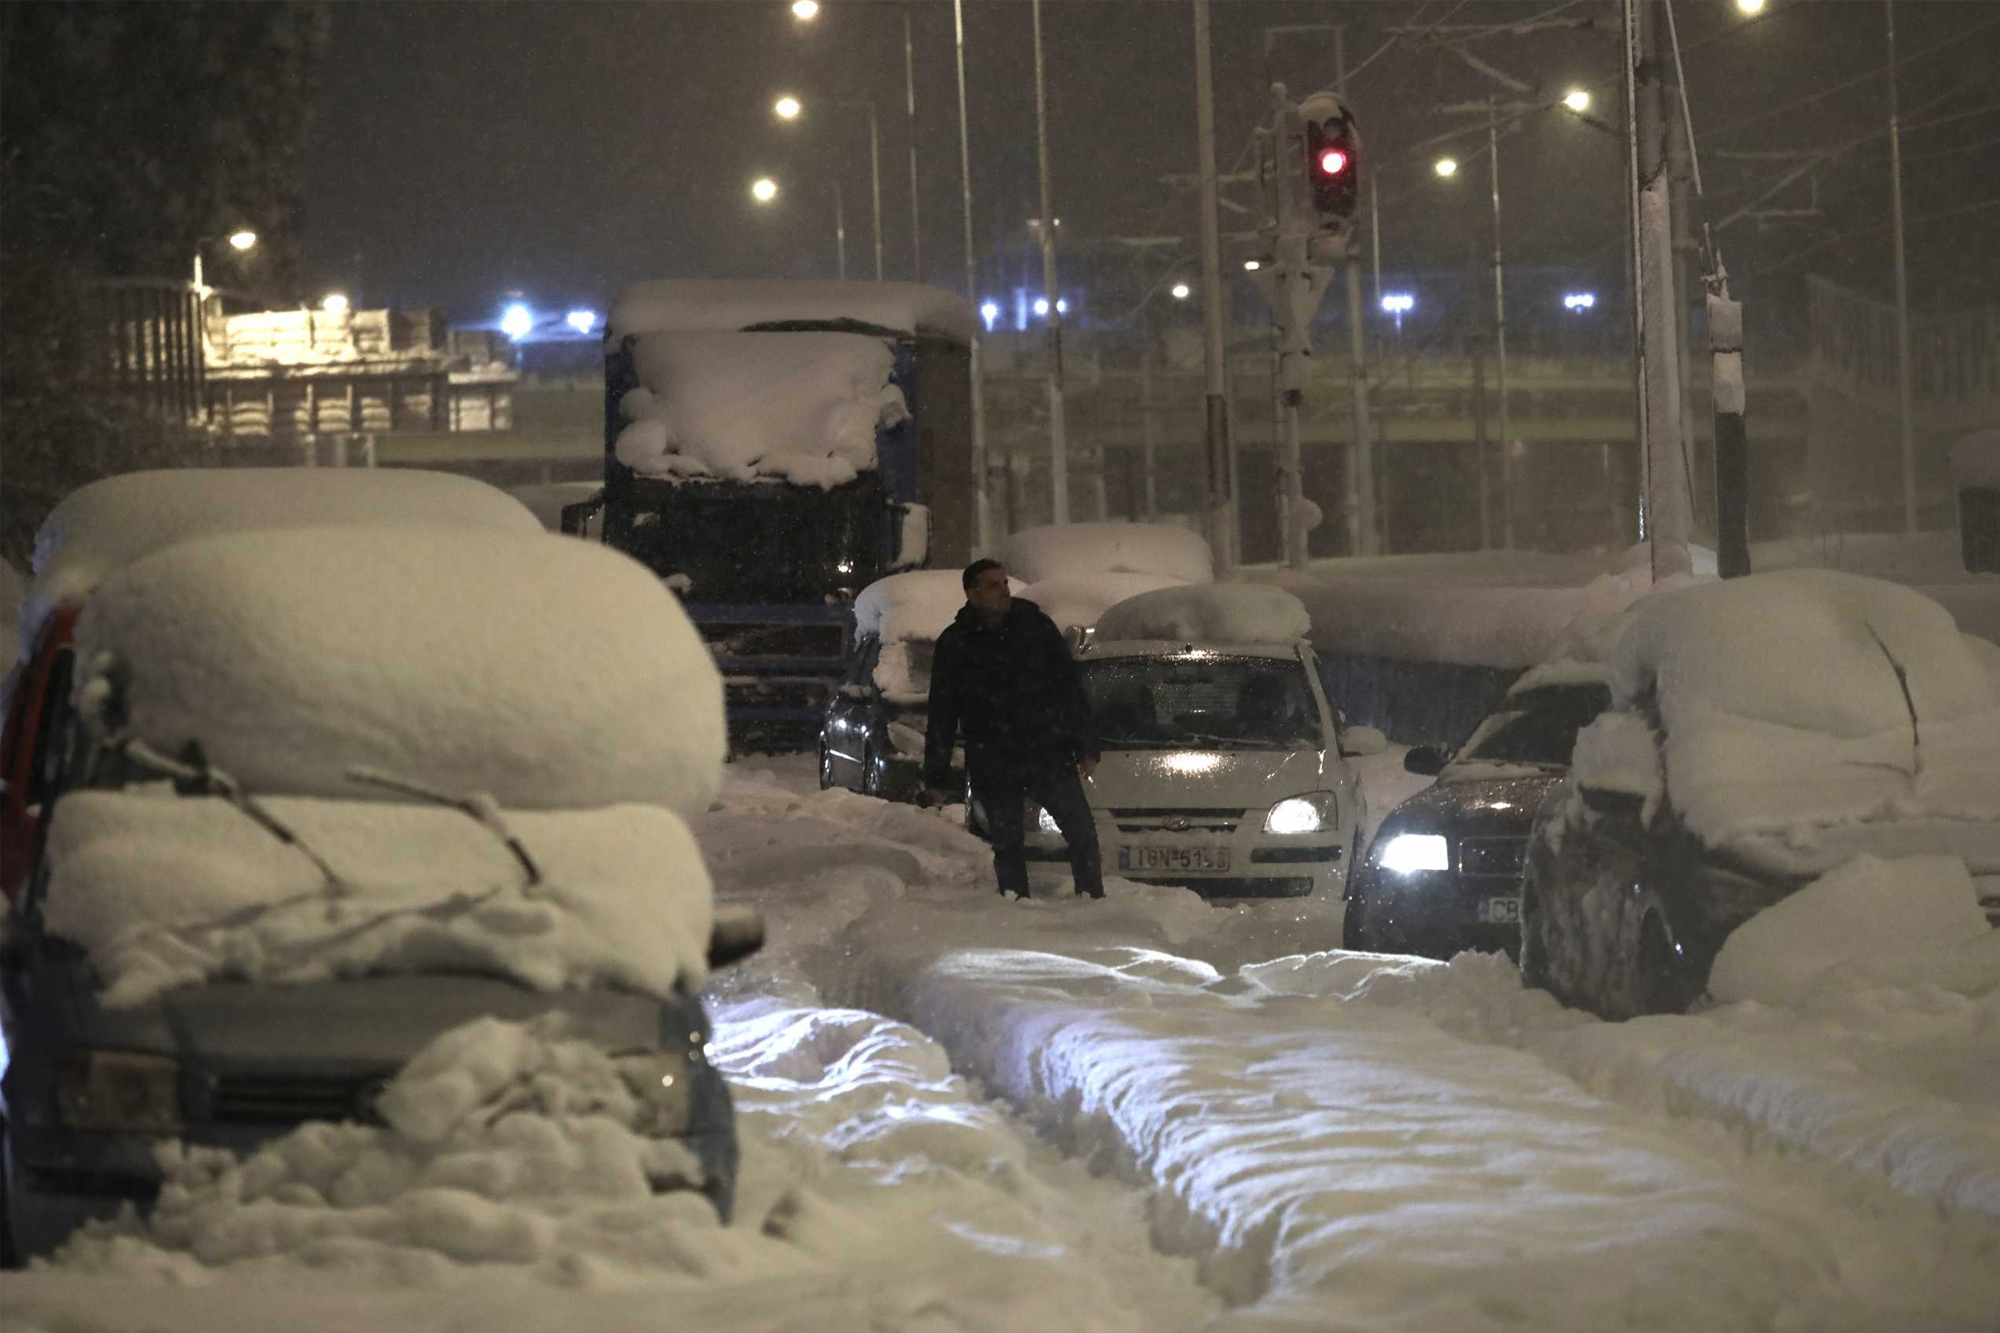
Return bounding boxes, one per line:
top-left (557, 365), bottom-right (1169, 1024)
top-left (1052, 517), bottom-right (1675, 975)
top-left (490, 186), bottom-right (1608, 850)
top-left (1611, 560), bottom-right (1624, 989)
top-left (1318, 149), bottom-right (1349, 176)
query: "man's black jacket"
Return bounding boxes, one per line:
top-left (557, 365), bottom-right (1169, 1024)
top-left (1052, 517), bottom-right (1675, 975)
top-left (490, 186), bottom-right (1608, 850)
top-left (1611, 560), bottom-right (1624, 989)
top-left (924, 597), bottom-right (1099, 785)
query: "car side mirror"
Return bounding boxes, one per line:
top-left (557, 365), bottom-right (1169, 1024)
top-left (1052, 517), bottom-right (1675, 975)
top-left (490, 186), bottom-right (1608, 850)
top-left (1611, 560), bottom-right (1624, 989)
top-left (707, 905), bottom-right (765, 969)
top-left (1402, 744), bottom-right (1448, 776)
top-left (1578, 784), bottom-right (1646, 822)
top-left (1340, 725), bottom-right (1388, 758)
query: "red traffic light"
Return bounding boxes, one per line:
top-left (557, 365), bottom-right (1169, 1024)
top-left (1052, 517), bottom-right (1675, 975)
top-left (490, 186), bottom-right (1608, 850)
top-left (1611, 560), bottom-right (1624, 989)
top-left (1317, 148), bottom-right (1349, 176)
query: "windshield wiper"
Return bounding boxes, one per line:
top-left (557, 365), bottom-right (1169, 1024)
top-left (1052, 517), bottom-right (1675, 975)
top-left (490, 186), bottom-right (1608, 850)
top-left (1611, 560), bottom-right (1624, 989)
top-left (345, 766), bottom-right (542, 887)
top-left (121, 738), bottom-right (348, 892)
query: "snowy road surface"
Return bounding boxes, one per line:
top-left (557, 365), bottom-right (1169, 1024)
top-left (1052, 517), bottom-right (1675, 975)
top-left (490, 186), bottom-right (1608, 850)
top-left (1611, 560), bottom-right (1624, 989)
top-left (6, 750), bottom-right (1998, 1332)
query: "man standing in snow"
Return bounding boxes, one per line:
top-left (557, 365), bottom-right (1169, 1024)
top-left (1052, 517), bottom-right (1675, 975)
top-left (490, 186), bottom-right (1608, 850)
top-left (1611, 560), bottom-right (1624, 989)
top-left (925, 559), bottom-right (1103, 900)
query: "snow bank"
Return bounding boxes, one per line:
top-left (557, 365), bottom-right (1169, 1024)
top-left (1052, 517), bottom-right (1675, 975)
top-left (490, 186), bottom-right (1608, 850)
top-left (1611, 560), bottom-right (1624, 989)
top-left (1708, 854), bottom-right (1993, 1008)
top-left (616, 332), bottom-right (905, 488)
top-left (1095, 582), bottom-right (1310, 646)
top-left (75, 527), bottom-right (726, 817)
top-left (1020, 573), bottom-right (1188, 632)
top-left (998, 522), bottom-right (1213, 586)
top-left (45, 791), bottom-right (714, 1006)
top-left (22, 468), bottom-right (541, 660)
top-left (610, 279), bottom-right (977, 345)
top-left (1603, 570), bottom-right (2000, 849)
top-left (851, 569), bottom-right (1022, 646)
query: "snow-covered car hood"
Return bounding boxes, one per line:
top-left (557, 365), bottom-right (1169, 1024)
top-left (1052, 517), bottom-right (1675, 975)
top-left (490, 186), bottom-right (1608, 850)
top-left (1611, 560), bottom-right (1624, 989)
top-left (1088, 745), bottom-right (1333, 811)
top-left (1385, 771), bottom-right (1565, 839)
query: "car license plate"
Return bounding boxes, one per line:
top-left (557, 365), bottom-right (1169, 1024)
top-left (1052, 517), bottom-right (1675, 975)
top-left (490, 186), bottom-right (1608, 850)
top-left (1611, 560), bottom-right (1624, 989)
top-left (1477, 896), bottom-right (1522, 924)
top-left (1119, 844), bottom-right (1231, 872)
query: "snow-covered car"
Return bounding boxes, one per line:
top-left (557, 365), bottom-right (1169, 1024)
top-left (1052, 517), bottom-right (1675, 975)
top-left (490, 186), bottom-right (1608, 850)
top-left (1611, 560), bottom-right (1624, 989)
top-left (1522, 571), bottom-right (2000, 1019)
top-left (1, 468), bottom-right (542, 906)
top-left (1015, 584), bottom-right (1382, 899)
top-left (1, 526), bottom-right (754, 1262)
top-left (1344, 672), bottom-right (1610, 959)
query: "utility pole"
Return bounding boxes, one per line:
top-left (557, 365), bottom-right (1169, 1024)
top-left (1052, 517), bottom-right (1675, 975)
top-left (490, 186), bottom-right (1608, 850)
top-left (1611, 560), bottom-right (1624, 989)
top-left (1886, 0), bottom-right (1918, 533)
top-left (903, 7), bottom-right (922, 281)
top-left (834, 180), bottom-right (848, 280)
top-left (1667, 100), bottom-right (1700, 535)
top-left (952, 0), bottom-right (991, 550)
top-left (1139, 301), bottom-right (1161, 519)
top-left (866, 102), bottom-right (884, 281)
top-left (1337, 29), bottom-right (1377, 558)
top-left (1193, 0), bottom-right (1234, 574)
top-left (1031, 0), bottom-right (1069, 524)
top-left (1624, 0), bottom-right (1691, 579)
top-left (1486, 93), bottom-right (1513, 549)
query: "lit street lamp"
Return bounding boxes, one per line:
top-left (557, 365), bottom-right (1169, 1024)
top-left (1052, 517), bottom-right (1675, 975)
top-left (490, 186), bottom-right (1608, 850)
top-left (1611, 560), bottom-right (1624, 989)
top-left (1734, 0), bottom-right (1765, 14)
top-left (320, 293), bottom-right (349, 315)
top-left (1433, 157), bottom-right (1459, 178)
top-left (751, 176), bottom-right (779, 203)
top-left (1563, 88), bottom-right (1591, 113)
top-left (1170, 282), bottom-right (1191, 300)
top-left (192, 228), bottom-right (257, 295)
top-left (791, 0), bottom-right (819, 20)
top-left (772, 93), bottom-right (882, 280)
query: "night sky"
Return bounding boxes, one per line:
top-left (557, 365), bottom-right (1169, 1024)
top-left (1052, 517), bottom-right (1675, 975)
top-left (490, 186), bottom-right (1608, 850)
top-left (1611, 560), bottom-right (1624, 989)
top-left (297, 0), bottom-right (2000, 324)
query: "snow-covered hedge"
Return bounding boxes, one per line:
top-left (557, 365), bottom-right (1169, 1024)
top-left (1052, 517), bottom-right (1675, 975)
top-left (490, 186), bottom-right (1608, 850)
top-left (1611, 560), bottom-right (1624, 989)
top-left (1095, 582), bottom-right (1311, 646)
top-left (74, 527), bottom-right (726, 818)
top-left (998, 522), bottom-right (1213, 586)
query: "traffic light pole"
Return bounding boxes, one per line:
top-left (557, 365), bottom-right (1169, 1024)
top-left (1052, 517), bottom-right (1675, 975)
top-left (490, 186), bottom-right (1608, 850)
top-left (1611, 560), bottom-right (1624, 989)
top-left (1886, 0), bottom-right (1917, 534)
top-left (1031, 0), bottom-right (1069, 525)
top-left (1624, 0), bottom-right (1692, 580)
top-left (1193, 0), bottom-right (1234, 575)
top-left (1336, 31), bottom-right (1377, 559)
top-left (1487, 94), bottom-right (1512, 550)
top-left (903, 7), bottom-right (921, 282)
top-left (953, 0), bottom-right (991, 551)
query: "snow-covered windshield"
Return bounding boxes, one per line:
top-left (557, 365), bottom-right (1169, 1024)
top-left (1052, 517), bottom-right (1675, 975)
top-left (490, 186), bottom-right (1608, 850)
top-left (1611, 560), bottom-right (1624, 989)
top-left (1083, 655), bottom-right (1319, 750)
top-left (1456, 684), bottom-right (1611, 769)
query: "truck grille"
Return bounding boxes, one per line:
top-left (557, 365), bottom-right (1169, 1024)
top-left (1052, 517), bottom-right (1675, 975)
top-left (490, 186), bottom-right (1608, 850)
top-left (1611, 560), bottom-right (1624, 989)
top-left (208, 1072), bottom-right (389, 1126)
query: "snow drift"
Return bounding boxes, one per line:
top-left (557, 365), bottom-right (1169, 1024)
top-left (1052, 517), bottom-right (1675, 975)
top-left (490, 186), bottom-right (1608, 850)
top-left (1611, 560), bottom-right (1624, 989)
top-left (74, 527), bottom-right (727, 818)
top-left (1095, 581), bottom-right (1311, 646)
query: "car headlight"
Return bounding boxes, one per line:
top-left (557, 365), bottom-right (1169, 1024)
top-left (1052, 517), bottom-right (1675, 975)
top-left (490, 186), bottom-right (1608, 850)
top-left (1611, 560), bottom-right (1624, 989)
top-left (1265, 792), bottom-right (1337, 835)
top-left (614, 1048), bottom-right (695, 1136)
top-left (57, 1050), bottom-right (181, 1134)
top-left (1378, 832), bottom-right (1450, 874)
top-left (1036, 805), bottom-right (1062, 836)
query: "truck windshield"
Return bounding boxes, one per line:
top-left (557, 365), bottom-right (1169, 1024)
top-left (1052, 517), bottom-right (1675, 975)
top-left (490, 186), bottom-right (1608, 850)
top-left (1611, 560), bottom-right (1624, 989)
top-left (608, 476), bottom-right (893, 603)
top-left (1082, 655), bottom-right (1321, 749)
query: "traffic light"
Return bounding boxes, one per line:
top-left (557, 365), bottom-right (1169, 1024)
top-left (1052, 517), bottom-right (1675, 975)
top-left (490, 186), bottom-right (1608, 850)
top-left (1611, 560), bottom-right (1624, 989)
top-left (1305, 113), bottom-right (1358, 227)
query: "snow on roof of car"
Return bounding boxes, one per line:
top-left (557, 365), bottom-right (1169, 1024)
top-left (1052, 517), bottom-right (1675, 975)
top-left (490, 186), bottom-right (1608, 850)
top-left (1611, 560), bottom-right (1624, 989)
top-left (1021, 572), bottom-right (1191, 632)
top-left (853, 569), bottom-right (1026, 645)
top-left (609, 279), bottom-right (976, 344)
top-left (1598, 569), bottom-right (2000, 850)
top-left (615, 332), bottom-right (905, 489)
top-left (44, 791), bottom-right (713, 1007)
top-left (23, 468), bottom-right (540, 659)
top-left (1094, 581), bottom-right (1310, 647)
top-left (998, 522), bottom-right (1213, 586)
top-left (74, 526), bottom-right (726, 818)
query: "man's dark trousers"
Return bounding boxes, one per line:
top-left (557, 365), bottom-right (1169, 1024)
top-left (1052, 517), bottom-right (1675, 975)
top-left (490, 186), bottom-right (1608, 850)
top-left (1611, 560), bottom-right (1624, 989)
top-left (976, 757), bottom-right (1104, 899)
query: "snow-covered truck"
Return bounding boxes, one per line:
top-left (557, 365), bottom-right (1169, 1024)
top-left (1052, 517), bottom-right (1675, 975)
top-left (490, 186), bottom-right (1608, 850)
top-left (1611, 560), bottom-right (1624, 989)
top-left (564, 281), bottom-right (976, 737)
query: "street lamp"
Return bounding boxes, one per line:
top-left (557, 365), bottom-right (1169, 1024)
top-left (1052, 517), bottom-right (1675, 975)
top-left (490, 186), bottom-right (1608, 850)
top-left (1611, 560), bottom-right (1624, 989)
top-left (1433, 157), bottom-right (1459, 178)
top-left (791, 0), bottom-right (819, 20)
top-left (751, 176), bottom-right (779, 203)
top-left (1243, 259), bottom-right (1262, 272)
top-left (192, 228), bottom-right (258, 294)
top-left (320, 293), bottom-right (349, 315)
top-left (1734, 0), bottom-right (1765, 14)
top-left (1562, 88), bottom-right (1591, 114)
top-left (772, 93), bottom-right (883, 279)
top-left (1170, 282), bottom-right (1191, 300)
top-left (501, 303), bottom-right (533, 341)
top-left (1379, 292), bottom-right (1414, 332)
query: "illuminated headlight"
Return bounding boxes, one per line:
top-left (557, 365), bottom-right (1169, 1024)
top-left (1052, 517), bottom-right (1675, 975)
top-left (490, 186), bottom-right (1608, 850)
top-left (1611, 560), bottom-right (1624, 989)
top-left (1036, 805), bottom-right (1062, 836)
top-left (1264, 793), bottom-right (1337, 835)
top-left (1379, 832), bottom-right (1450, 874)
top-left (57, 1050), bottom-right (181, 1134)
top-left (615, 1048), bottom-right (696, 1136)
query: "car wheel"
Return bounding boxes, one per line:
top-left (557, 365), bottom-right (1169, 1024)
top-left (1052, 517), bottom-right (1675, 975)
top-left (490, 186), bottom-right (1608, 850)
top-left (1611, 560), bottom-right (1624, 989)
top-left (1627, 910), bottom-right (1698, 1017)
top-left (817, 742), bottom-right (835, 791)
top-left (1519, 877), bottom-right (1553, 993)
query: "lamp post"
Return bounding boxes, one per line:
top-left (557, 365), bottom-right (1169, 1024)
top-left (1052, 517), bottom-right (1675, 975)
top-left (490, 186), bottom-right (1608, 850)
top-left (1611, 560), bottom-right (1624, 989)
top-left (192, 228), bottom-right (257, 297)
top-left (773, 93), bottom-right (882, 281)
top-left (953, 0), bottom-right (992, 548)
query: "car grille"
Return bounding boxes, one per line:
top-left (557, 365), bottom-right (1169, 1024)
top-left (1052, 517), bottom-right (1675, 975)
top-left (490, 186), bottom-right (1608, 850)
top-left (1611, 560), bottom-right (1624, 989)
top-left (1110, 807), bottom-right (1245, 834)
top-left (208, 1072), bottom-right (390, 1126)
top-left (1457, 836), bottom-right (1527, 880)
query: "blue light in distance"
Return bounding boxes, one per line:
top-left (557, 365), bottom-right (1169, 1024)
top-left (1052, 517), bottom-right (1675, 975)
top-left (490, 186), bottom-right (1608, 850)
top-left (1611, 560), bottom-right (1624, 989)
top-left (1563, 292), bottom-right (1598, 311)
top-left (501, 303), bottom-right (534, 341)
top-left (566, 310), bottom-right (597, 335)
top-left (980, 300), bottom-right (1000, 330)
